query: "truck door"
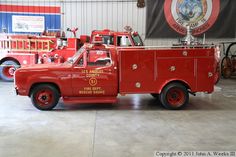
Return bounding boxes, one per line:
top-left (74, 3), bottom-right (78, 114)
top-left (71, 49), bottom-right (118, 97)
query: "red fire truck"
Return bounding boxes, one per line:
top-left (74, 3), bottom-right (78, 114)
top-left (0, 27), bottom-right (143, 82)
top-left (0, 31), bottom-right (90, 81)
top-left (14, 36), bottom-right (220, 110)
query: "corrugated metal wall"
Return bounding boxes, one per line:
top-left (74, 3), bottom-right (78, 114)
top-left (0, 0), bottom-right (234, 45)
top-left (61, 1), bottom-right (145, 37)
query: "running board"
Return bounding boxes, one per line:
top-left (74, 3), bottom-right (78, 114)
top-left (63, 96), bottom-right (117, 104)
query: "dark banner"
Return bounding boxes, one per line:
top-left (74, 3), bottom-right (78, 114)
top-left (146, 0), bottom-right (236, 38)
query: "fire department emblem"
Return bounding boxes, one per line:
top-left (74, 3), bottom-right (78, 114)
top-left (89, 77), bottom-right (97, 86)
top-left (164, 0), bottom-right (220, 35)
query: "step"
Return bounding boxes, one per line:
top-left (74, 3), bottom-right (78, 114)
top-left (63, 96), bottom-right (117, 104)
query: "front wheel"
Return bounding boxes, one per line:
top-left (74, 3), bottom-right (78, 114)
top-left (0, 60), bottom-right (20, 82)
top-left (31, 84), bottom-right (60, 110)
top-left (159, 83), bottom-right (189, 110)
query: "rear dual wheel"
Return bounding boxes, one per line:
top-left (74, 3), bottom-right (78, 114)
top-left (159, 83), bottom-right (189, 110)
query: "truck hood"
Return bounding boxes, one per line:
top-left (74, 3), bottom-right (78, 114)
top-left (18, 63), bottom-right (72, 71)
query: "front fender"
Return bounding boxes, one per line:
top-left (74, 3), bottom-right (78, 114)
top-left (27, 72), bottom-right (72, 96)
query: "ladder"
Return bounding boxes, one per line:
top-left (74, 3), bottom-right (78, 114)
top-left (0, 38), bottom-right (54, 52)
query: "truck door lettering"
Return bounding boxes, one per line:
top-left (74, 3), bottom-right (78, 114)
top-left (79, 86), bottom-right (105, 95)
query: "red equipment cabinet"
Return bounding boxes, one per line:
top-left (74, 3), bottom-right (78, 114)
top-left (14, 42), bottom-right (220, 110)
top-left (0, 33), bottom-right (89, 81)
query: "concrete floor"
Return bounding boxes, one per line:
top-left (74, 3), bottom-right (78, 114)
top-left (0, 79), bottom-right (236, 157)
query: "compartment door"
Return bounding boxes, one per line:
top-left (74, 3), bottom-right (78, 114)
top-left (119, 50), bottom-right (155, 93)
top-left (196, 58), bottom-right (215, 92)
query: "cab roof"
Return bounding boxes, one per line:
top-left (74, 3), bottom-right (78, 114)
top-left (91, 29), bottom-right (132, 36)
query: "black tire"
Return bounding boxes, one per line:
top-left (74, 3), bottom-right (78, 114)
top-left (151, 93), bottom-right (159, 98)
top-left (159, 83), bottom-right (189, 110)
top-left (0, 60), bottom-right (19, 82)
top-left (221, 57), bottom-right (232, 79)
top-left (30, 84), bottom-right (60, 110)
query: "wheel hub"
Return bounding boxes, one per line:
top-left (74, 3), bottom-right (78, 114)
top-left (167, 88), bottom-right (185, 107)
top-left (171, 93), bottom-right (178, 99)
top-left (41, 95), bottom-right (48, 101)
top-left (37, 91), bottom-right (52, 105)
top-left (3, 66), bottom-right (15, 78)
top-left (9, 67), bottom-right (16, 75)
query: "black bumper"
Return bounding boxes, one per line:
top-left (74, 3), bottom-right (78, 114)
top-left (15, 87), bottom-right (19, 95)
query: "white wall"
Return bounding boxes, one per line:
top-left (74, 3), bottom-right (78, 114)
top-left (1, 0), bottom-right (235, 46)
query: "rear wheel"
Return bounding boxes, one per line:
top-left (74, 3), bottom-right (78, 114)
top-left (31, 84), bottom-right (60, 110)
top-left (221, 57), bottom-right (232, 79)
top-left (0, 60), bottom-right (20, 82)
top-left (159, 83), bottom-right (189, 110)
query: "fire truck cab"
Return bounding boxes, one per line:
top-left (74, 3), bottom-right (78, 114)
top-left (90, 28), bottom-right (144, 47)
top-left (0, 27), bottom-right (142, 82)
top-left (14, 38), bottom-right (220, 110)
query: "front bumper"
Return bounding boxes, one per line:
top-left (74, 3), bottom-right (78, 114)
top-left (15, 87), bottom-right (19, 95)
top-left (14, 86), bottom-right (28, 96)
